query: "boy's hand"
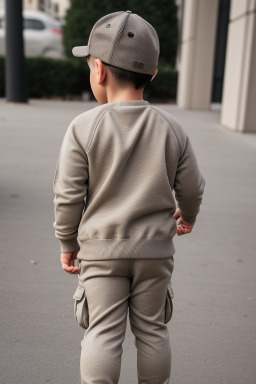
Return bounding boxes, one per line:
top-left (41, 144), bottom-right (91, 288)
top-left (60, 249), bottom-right (80, 274)
top-left (173, 208), bottom-right (194, 236)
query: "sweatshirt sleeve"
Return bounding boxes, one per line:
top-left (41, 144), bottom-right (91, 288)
top-left (173, 134), bottom-right (205, 224)
top-left (53, 120), bottom-right (88, 253)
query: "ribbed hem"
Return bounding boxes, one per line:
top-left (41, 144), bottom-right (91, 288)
top-left (77, 238), bottom-right (175, 260)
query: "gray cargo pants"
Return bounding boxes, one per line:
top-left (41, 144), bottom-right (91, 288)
top-left (74, 257), bottom-right (174, 384)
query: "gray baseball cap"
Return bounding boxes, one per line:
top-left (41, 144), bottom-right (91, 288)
top-left (72, 10), bottom-right (160, 75)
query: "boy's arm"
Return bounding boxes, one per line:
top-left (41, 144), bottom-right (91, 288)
top-left (53, 120), bottom-right (88, 257)
top-left (173, 134), bottom-right (205, 227)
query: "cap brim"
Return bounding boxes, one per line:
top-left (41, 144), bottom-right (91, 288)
top-left (72, 46), bottom-right (89, 57)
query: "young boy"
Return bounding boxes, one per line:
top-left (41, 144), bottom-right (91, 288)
top-left (53, 10), bottom-right (205, 384)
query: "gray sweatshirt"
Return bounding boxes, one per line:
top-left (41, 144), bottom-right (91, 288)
top-left (53, 100), bottom-right (205, 260)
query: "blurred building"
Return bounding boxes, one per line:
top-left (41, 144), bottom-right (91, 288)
top-left (0, 0), bottom-right (70, 23)
top-left (176, 0), bottom-right (256, 133)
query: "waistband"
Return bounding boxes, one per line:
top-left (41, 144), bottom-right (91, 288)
top-left (77, 238), bottom-right (175, 260)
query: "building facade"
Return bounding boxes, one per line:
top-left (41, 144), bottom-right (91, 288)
top-left (0, 0), bottom-right (70, 23)
top-left (177, 0), bottom-right (256, 133)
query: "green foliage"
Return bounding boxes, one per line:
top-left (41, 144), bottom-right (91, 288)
top-left (0, 56), bottom-right (177, 100)
top-left (0, 55), bottom-right (90, 98)
top-left (25, 57), bottom-right (90, 97)
top-left (64, 0), bottom-right (178, 66)
top-left (147, 63), bottom-right (178, 101)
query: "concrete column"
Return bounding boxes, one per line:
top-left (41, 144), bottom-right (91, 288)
top-left (221, 0), bottom-right (256, 132)
top-left (177, 0), bottom-right (219, 109)
top-left (5, 0), bottom-right (28, 103)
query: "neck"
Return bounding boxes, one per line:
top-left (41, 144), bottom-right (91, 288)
top-left (106, 86), bottom-right (144, 103)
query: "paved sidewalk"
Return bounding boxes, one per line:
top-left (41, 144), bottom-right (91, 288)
top-left (0, 99), bottom-right (256, 384)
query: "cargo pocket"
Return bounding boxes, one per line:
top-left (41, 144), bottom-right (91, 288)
top-left (164, 280), bottom-right (174, 324)
top-left (73, 282), bottom-right (89, 330)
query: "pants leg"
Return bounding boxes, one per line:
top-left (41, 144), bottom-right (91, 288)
top-left (78, 259), bottom-right (131, 384)
top-left (78, 256), bottom-right (174, 384)
top-left (129, 257), bottom-right (174, 384)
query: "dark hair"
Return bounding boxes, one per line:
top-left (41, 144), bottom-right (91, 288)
top-left (103, 62), bottom-right (153, 90)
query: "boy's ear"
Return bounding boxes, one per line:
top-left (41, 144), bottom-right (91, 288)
top-left (95, 59), bottom-right (107, 84)
top-left (151, 68), bottom-right (158, 82)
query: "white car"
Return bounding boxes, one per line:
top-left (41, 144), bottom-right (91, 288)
top-left (0, 10), bottom-right (65, 58)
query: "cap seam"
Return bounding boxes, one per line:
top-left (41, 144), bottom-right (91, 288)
top-left (106, 11), bottom-right (131, 62)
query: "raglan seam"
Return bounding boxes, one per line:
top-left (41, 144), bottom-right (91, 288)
top-left (86, 105), bottom-right (113, 153)
top-left (71, 118), bottom-right (88, 160)
top-left (149, 105), bottom-right (184, 156)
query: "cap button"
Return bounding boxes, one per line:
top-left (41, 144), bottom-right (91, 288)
top-left (126, 10), bottom-right (132, 13)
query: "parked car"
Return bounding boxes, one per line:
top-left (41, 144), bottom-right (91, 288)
top-left (0, 10), bottom-right (65, 58)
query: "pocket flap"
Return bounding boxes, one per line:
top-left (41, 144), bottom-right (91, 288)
top-left (164, 280), bottom-right (174, 324)
top-left (73, 282), bottom-right (89, 330)
top-left (73, 284), bottom-right (85, 301)
top-left (167, 281), bottom-right (174, 299)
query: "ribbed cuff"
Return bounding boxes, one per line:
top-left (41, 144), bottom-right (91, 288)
top-left (60, 238), bottom-right (80, 253)
top-left (179, 211), bottom-right (197, 224)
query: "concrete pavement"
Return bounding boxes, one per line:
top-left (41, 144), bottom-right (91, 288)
top-left (0, 99), bottom-right (256, 384)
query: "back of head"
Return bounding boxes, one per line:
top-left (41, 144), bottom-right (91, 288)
top-left (102, 63), bottom-right (153, 90)
top-left (72, 10), bottom-right (160, 89)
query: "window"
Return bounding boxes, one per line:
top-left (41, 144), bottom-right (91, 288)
top-left (0, 17), bottom-right (6, 29)
top-left (23, 18), bottom-right (45, 30)
top-left (39, 0), bottom-right (45, 11)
